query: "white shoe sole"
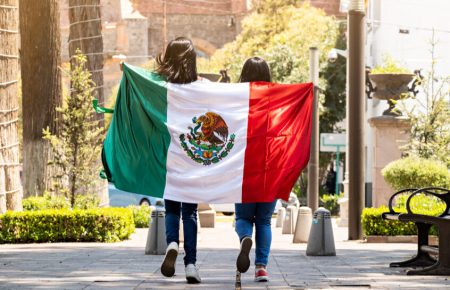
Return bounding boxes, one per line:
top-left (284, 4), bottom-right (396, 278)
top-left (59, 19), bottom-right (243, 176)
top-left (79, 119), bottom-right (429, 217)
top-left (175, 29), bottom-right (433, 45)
top-left (161, 248), bottom-right (178, 277)
top-left (236, 237), bottom-right (252, 273)
top-left (254, 275), bottom-right (269, 282)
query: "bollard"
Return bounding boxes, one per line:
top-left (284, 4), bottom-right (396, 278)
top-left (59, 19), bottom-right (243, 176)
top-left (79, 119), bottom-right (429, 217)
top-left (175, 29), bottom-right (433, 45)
top-left (306, 207), bottom-right (336, 256)
top-left (293, 207), bottom-right (312, 243)
top-left (276, 207), bottom-right (285, 228)
top-left (282, 206), bottom-right (296, 234)
top-left (292, 205), bottom-right (298, 229)
top-left (179, 218), bottom-right (184, 243)
top-left (145, 208), bottom-right (167, 255)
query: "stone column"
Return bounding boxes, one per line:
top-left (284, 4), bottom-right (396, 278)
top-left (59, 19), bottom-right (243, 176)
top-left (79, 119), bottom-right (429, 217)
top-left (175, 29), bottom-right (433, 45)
top-left (369, 116), bottom-right (410, 207)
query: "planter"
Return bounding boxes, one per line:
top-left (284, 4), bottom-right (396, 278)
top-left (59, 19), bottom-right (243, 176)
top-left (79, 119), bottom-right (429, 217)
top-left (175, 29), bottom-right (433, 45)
top-left (368, 73), bottom-right (415, 116)
top-left (365, 235), bottom-right (438, 245)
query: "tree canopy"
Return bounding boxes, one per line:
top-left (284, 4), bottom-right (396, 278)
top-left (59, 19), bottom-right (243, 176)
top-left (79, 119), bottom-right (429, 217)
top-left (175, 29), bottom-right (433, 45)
top-left (208, 2), bottom-right (339, 84)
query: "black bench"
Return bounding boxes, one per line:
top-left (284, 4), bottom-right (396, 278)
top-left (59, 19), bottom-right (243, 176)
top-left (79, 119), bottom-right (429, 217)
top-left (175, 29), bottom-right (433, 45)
top-left (382, 187), bottom-right (450, 275)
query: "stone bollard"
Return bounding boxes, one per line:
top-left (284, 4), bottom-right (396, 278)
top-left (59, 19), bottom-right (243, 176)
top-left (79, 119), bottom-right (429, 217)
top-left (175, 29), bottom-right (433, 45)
top-left (198, 203), bottom-right (216, 228)
top-left (293, 207), bottom-right (312, 243)
top-left (276, 207), bottom-right (286, 228)
top-left (145, 207), bottom-right (167, 255)
top-left (179, 218), bottom-right (184, 243)
top-left (306, 207), bottom-right (336, 256)
top-left (292, 205), bottom-right (298, 229)
top-left (282, 206), bottom-right (296, 234)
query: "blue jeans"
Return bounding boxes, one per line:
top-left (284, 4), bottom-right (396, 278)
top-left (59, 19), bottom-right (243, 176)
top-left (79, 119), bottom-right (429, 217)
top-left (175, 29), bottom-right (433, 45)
top-left (164, 199), bottom-right (198, 266)
top-left (235, 201), bottom-right (277, 266)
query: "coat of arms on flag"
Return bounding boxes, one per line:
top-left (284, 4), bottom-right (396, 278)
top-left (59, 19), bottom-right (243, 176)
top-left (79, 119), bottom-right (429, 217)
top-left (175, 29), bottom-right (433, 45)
top-left (179, 112), bottom-right (235, 166)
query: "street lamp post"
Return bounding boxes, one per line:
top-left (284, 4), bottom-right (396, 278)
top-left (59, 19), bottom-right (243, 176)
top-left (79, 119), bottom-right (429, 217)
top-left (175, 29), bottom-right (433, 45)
top-left (348, 0), bottom-right (366, 240)
top-left (307, 47), bottom-right (319, 213)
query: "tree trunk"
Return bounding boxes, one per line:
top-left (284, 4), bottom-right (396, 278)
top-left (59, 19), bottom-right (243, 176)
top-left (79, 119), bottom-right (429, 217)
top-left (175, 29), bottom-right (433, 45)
top-left (19, 0), bottom-right (62, 198)
top-left (68, 0), bottom-right (108, 206)
top-left (0, 0), bottom-right (22, 212)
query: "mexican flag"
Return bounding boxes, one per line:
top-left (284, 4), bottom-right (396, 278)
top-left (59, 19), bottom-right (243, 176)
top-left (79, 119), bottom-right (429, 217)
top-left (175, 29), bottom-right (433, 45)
top-left (101, 63), bottom-right (313, 203)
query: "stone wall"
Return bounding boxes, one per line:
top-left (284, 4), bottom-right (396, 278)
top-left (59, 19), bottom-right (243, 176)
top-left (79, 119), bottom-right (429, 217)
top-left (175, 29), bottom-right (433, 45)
top-left (147, 13), bottom-right (240, 57)
top-left (131, 0), bottom-right (248, 15)
top-left (131, 0), bottom-right (248, 57)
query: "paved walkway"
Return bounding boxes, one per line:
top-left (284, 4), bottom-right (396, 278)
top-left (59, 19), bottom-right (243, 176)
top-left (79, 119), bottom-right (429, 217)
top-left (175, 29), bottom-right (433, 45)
top-left (1, 218), bottom-right (449, 289)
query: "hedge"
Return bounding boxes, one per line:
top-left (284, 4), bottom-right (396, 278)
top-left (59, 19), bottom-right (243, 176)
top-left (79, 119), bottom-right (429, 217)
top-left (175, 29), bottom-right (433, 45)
top-left (128, 205), bottom-right (152, 228)
top-left (0, 208), bottom-right (135, 243)
top-left (382, 157), bottom-right (450, 191)
top-left (22, 195), bottom-right (70, 211)
top-left (362, 206), bottom-right (440, 236)
top-left (320, 194), bottom-right (340, 216)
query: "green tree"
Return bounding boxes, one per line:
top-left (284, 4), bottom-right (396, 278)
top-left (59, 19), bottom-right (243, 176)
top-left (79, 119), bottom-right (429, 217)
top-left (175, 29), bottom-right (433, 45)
top-left (209, 2), bottom-right (339, 83)
top-left (321, 23), bottom-right (347, 134)
top-left (401, 37), bottom-right (450, 167)
top-left (43, 51), bottom-right (104, 207)
top-left (319, 23), bottom-right (347, 178)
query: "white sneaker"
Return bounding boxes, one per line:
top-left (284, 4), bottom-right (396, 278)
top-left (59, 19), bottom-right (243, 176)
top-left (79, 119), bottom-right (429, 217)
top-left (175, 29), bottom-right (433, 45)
top-left (185, 264), bottom-right (201, 284)
top-left (161, 242), bottom-right (178, 277)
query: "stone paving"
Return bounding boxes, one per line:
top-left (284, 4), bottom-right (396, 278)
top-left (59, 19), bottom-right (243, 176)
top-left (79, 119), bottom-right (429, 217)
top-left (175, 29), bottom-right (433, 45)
top-left (1, 218), bottom-right (449, 289)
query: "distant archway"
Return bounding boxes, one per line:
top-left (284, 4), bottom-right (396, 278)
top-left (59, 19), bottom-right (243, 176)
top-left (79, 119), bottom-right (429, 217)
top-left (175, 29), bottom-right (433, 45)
top-left (191, 37), bottom-right (217, 57)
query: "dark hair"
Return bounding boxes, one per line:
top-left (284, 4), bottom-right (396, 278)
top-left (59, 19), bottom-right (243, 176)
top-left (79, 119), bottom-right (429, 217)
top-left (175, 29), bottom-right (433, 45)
top-left (238, 57), bottom-right (271, 83)
top-left (156, 37), bottom-right (198, 84)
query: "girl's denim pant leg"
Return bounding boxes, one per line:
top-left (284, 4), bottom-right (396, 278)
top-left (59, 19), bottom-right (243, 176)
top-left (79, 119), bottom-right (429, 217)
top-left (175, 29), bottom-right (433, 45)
top-left (235, 201), bottom-right (277, 266)
top-left (164, 199), bottom-right (198, 266)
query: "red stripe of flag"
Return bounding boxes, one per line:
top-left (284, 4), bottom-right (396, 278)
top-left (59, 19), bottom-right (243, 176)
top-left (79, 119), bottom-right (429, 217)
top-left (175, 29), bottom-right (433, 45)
top-left (242, 82), bottom-right (314, 202)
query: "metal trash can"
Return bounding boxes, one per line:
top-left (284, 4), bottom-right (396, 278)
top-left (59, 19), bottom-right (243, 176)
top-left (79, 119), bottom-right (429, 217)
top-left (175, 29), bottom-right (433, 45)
top-left (145, 207), bottom-right (167, 255)
top-left (282, 206), bottom-right (296, 234)
top-left (293, 206), bottom-right (312, 243)
top-left (306, 207), bottom-right (336, 256)
top-left (276, 207), bottom-right (286, 228)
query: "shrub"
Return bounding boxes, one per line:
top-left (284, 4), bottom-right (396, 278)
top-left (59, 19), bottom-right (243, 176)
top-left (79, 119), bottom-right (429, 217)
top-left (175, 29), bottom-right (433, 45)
top-left (22, 194), bottom-right (70, 211)
top-left (0, 208), bottom-right (135, 243)
top-left (382, 157), bottom-right (450, 191)
top-left (23, 194), bottom-right (100, 211)
top-left (128, 205), bottom-right (151, 228)
top-left (73, 194), bottom-right (101, 209)
top-left (362, 207), bottom-right (418, 236)
top-left (361, 200), bottom-right (443, 237)
top-left (370, 55), bottom-right (410, 74)
top-left (320, 194), bottom-right (340, 216)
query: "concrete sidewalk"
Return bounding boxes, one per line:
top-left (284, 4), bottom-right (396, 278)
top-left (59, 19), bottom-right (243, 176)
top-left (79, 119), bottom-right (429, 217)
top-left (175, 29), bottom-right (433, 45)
top-left (0, 218), bottom-right (448, 289)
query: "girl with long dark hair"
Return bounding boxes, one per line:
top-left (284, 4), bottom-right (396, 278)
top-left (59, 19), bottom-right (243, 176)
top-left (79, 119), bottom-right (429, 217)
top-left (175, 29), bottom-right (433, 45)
top-left (235, 57), bottom-right (275, 283)
top-left (157, 37), bottom-right (201, 284)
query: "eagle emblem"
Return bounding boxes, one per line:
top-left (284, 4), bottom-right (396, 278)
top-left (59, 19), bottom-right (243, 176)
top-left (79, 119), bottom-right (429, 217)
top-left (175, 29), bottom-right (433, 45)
top-left (179, 112), bottom-right (235, 166)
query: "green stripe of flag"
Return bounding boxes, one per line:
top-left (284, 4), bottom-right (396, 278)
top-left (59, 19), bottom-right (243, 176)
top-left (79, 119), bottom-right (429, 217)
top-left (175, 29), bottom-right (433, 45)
top-left (103, 63), bottom-right (170, 198)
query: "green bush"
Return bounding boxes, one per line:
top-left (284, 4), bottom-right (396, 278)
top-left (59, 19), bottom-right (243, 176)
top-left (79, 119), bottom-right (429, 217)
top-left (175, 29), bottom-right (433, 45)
top-left (128, 205), bottom-right (151, 228)
top-left (320, 194), bottom-right (340, 216)
top-left (23, 194), bottom-right (100, 211)
top-left (362, 201), bottom-right (443, 236)
top-left (22, 194), bottom-right (70, 211)
top-left (370, 55), bottom-right (410, 74)
top-left (0, 208), bottom-right (135, 243)
top-left (382, 157), bottom-right (450, 191)
top-left (73, 194), bottom-right (101, 209)
top-left (362, 207), bottom-right (419, 236)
